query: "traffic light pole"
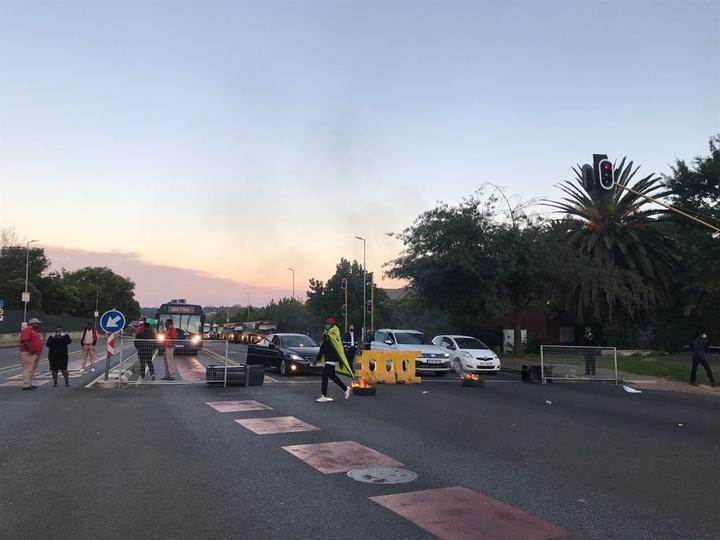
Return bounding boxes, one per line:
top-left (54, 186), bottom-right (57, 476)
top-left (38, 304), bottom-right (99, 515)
top-left (370, 283), bottom-right (375, 333)
top-left (614, 183), bottom-right (720, 234)
top-left (344, 286), bottom-right (348, 333)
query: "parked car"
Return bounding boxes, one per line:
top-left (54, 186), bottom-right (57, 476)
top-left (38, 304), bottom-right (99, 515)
top-left (431, 335), bottom-right (501, 374)
top-left (253, 333), bottom-right (322, 376)
top-left (371, 329), bottom-right (451, 375)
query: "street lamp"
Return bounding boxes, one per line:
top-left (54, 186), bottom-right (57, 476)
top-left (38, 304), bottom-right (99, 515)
top-left (288, 267), bottom-right (295, 301)
top-left (355, 236), bottom-right (366, 338)
top-left (23, 239), bottom-right (39, 323)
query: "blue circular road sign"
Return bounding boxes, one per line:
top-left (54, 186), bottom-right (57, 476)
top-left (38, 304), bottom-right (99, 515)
top-left (100, 309), bottom-right (126, 334)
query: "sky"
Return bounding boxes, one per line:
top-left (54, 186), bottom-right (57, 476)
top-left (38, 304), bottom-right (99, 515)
top-left (1, 0), bottom-right (719, 307)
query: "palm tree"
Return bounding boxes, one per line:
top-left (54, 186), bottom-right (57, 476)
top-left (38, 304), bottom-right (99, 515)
top-left (546, 158), bottom-right (678, 322)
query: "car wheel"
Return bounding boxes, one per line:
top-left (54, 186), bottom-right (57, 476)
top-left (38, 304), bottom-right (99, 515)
top-left (452, 358), bottom-right (463, 374)
top-left (435, 371), bottom-right (447, 377)
top-left (280, 359), bottom-right (290, 376)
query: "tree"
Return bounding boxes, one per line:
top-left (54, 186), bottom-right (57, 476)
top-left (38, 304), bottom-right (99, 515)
top-left (62, 267), bottom-right (141, 320)
top-left (0, 278), bottom-right (41, 310)
top-left (662, 135), bottom-right (720, 344)
top-left (306, 258), bottom-right (391, 333)
top-left (546, 158), bottom-right (679, 323)
top-left (387, 192), bottom-right (554, 353)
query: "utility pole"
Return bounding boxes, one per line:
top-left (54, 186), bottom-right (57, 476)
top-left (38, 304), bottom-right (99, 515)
top-left (288, 267), bottom-right (295, 301)
top-left (355, 236), bottom-right (366, 338)
top-left (246, 293), bottom-right (250, 322)
top-left (22, 239), bottom-right (38, 323)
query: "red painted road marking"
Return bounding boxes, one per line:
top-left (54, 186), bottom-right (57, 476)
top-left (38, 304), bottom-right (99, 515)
top-left (206, 400), bottom-right (273, 413)
top-left (282, 441), bottom-right (403, 474)
top-left (235, 416), bottom-right (320, 435)
top-left (370, 486), bottom-right (571, 540)
top-left (174, 355), bottom-right (206, 382)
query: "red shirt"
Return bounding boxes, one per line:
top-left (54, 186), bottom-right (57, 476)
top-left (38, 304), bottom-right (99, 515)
top-left (19, 326), bottom-right (43, 355)
top-left (165, 326), bottom-right (178, 349)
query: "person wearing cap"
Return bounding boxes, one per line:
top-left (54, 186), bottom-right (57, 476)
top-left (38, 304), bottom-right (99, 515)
top-left (19, 318), bottom-right (43, 390)
top-left (46, 326), bottom-right (72, 387)
top-left (314, 316), bottom-right (353, 403)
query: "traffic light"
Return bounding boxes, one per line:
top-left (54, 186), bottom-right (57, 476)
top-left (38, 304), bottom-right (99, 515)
top-left (365, 300), bottom-right (373, 313)
top-left (365, 272), bottom-right (373, 287)
top-left (340, 277), bottom-right (348, 290)
top-left (581, 164), bottom-right (595, 192)
top-left (598, 159), bottom-right (614, 190)
top-left (341, 304), bottom-right (347, 316)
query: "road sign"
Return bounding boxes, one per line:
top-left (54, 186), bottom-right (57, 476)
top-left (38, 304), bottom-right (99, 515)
top-left (93, 311), bottom-right (99, 318)
top-left (100, 309), bottom-right (126, 334)
top-left (21, 292), bottom-right (30, 303)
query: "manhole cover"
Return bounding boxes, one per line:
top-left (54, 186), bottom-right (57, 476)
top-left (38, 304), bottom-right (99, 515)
top-left (347, 467), bottom-right (418, 485)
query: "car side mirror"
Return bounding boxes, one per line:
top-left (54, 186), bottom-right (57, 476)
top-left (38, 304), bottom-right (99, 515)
top-left (384, 339), bottom-right (393, 346)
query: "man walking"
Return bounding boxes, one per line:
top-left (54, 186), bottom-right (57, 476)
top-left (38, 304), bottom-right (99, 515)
top-left (19, 318), bottom-right (43, 390)
top-left (690, 332), bottom-right (716, 387)
top-left (80, 322), bottom-right (97, 372)
top-left (162, 318), bottom-right (178, 381)
top-left (134, 322), bottom-right (157, 381)
top-left (314, 316), bottom-right (353, 403)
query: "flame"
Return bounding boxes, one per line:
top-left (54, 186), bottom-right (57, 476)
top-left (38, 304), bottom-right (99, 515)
top-left (461, 373), bottom-right (480, 381)
top-left (352, 377), bottom-right (373, 389)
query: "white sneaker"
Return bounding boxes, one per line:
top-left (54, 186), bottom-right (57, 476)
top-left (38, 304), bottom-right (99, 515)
top-left (316, 395), bottom-right (329, 403)
top-left (91, 368), bottom-right (95, 372)
top-left (345, 387), bottom-right (351, 399)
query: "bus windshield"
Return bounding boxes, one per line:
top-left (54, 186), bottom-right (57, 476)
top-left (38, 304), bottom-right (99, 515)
top-left (158, 314), bottom-right (203, 334)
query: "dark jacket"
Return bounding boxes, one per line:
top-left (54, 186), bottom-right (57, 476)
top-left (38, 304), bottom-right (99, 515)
top-left (135, 326), bottom-right (158, 357)
top-left (46, 333), bottom-right (72, 361)
top-left (315, 337), bottom-right (341, 365)
top-left (582, 333), bottom-right (595, 347)
top-left (691, 336), bottom-right (708, 360)
top-left (343, 331), bottom-right (356, 346)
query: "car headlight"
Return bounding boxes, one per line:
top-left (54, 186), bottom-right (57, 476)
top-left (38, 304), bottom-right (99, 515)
top-left (462, 351), bottom-right (473, 360)
top-left (191, 335), bottom-right (201, 344)
top-left (157, 334), bottom-right (166, 342)
top-left (289, 354), bottom-right (304, 361)
top-left (443, 353), bottom-right (450, 358)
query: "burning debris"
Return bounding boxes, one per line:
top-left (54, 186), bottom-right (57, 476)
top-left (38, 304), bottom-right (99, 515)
top-left (460, 373), bottom-right (484, 387)
top-left (352, 377), bottom-right (376, 396)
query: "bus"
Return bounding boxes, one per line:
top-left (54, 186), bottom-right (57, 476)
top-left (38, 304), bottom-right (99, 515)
top-left (231, 320), bottom-right (277, 343)
top-left (155, 300), bottom-right (206, 354)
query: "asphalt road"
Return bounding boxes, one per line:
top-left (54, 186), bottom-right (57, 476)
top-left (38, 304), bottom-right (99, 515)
top-left (1, 344), bottom-right (718, 539)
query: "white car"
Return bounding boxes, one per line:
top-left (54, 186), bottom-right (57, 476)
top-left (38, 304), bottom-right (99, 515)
top-left (372, 329), bottom-right (451, 375)
top-left (431, 335), bottom-right (501, 373)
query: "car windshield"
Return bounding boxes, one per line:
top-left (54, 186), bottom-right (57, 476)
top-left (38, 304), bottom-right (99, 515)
top-left (281, 335), bottom-right (317, 347)
top-left (454, 337), bottom-right (489, 350)
top-left (394, 332), bottom-right (426, 345)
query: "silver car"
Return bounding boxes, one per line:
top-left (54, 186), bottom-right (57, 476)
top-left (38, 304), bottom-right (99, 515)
top-left (372, 329), bottom-right (451, 376)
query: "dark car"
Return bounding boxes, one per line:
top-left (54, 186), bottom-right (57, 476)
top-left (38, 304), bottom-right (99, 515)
top-left (249, 333), bottom-right (322, 376)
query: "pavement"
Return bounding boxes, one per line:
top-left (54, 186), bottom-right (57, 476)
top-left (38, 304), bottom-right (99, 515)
top-left (1, 341), bottom-right (719, 539)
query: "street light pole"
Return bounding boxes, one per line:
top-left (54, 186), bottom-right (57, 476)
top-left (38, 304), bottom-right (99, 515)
top-left (246, 293), bottom-right (250, 322)
top-left (355, 236), bottom-right (366, 338)
top-left (23, 239), bottom-right (39, 323)
top-left (288, 267), bottom-right (295, 301)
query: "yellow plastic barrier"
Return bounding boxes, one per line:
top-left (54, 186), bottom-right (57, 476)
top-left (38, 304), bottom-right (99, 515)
top-left (388, 351), bottom-right (422, 384)
top-left (353, 350), bottom-right (380, 384)
top-left (354, 350), bottom-right (396, 383)
top-left (354, 350), bottom-right (422, 384)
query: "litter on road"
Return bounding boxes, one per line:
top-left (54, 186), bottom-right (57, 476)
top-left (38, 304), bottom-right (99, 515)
top-left (623, 385), bottom-right (642, 394)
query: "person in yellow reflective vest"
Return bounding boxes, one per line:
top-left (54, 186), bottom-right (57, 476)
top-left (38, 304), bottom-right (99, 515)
top-left (314, 316), bottom-right (353, 403)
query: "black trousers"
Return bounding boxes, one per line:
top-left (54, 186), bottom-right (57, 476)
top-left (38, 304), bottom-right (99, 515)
top-left (139, 353), bottom-right (155, 377)
top-left (584, 353), bottom-right (596, 375)
top-left (321, 363), bottom-right (347, 396)
top-left (691, 357), bottom-right (714, 384)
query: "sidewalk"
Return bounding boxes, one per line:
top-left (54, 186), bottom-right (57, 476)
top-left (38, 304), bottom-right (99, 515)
top-left (500, 356), bottom-right (720, 397)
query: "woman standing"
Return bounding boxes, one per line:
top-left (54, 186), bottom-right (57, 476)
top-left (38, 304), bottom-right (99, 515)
top-left (46, 326), bottom-right (72, 387)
